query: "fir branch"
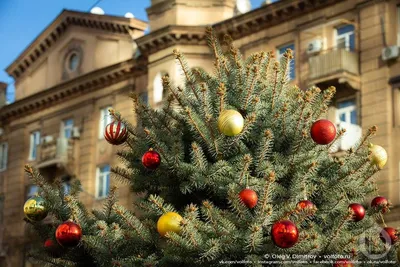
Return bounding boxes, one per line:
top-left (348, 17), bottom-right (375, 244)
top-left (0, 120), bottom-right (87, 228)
top-left (185, 107), bottom-right (208, 145)
top-left (173, 49), bottom-right (200, 101)
top-left (354, 125), bottom-right (377, 153)
top-left (243, 65), bottom-right (260, 110)
top-left (271, 62), bottom-right (279, 110)
top-left (239, 154), bottom-right (252, 185)
top-left (323, 212), bottom-right (352, 253)
top-left (113, 205), bottom-right (151, 242)
top-left (217, 83), bottom-right (226, 113)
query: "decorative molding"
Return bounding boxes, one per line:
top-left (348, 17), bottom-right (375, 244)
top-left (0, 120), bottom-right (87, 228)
top-left (6, 10), bottom-right (148, 80)
top-left (0, 58), bottom-right (147, 123)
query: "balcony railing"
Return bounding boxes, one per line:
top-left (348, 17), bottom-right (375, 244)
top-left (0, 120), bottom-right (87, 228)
top-left (330, 122), bottom-right (362, 153)
top-left (36, 137), bottom-right (77, 171)
top-left (308, 49), bottom-right (359, 81)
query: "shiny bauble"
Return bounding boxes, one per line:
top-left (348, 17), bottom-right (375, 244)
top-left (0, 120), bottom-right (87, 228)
top-left (239, 188), bottom-right (258, 209)
top-left (310, 119), bottom-right (336, 145)
top-left (157, 212), bottom-right (183, 237)
top-left (380, 227), bottom-right (398, 245)
top-left (371, 196), bottom-right (389, 213)
top-left (348, 203), bottom-right (365, 222)
top-left (142, 149), bottom-right (161, 170)
top-left (217, 109), bottom-right (244, 137)
top-left (55, 221), bottom-right (82, 247)
top-left (23, 196), bottom-right (48, 222)
top-left (333, 258), bottom-right (353, 267)
top-left (104, 121), bottom-right (128, 145)
top-left (369, 144), bottom-right (387, 169)
top-left (271, 220), bottom-right (299, 248)
top-left (296, 200), bottom-right (316, 211)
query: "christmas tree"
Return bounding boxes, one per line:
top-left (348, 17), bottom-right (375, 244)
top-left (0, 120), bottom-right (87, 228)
top-left (24, 28), bottom-right (399, 267)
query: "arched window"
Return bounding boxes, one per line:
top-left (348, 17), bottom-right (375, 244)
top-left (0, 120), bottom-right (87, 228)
top-left (153, 71), bottom-right (168, 104)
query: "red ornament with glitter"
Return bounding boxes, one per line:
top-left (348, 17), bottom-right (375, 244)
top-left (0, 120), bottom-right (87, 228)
top-left (55, 221), bottom-right (82, 247)
top-left (271, 220), bottom-right (299, 248)
top-left (310, 119), bottom-right (336, 145)
top-left (239, 188), bottom-right (258, 209)
top-left (142, 149), bottom-right (161, 170)
top-left (348, 203), bottom-right (365, 222)
top-left (104, 121), bottom-right (128, 145)
top-left (380, 227), bottom-right (398, 245)
top-left (333, 258), bottom-right (354, 267)
top-left (371, 196), bottom-right (389, 213)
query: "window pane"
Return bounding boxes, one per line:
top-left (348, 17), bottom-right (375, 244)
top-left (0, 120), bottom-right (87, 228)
top-left (336, 37), bottom-right (346, 49)
top-left (350, 110), bottom-right (357, 124)
top-left (338, 99), bottom-right (355, 108)
top-left (27, 185), bottom-right (38, 199)
top-left (0, 143), bottom-right (7, 170)
top-left (339, 113), bottom-right (346, 122)
top-left (337, 24), bottom-right (354, 35)
top-left (63, 182), bottom-right (71, 195)
top-left (101, 165), bottom-right (111, 173)
top-left (98, 174), bottom-right (104, 197)
top-left (278, 43), bottom-right (295, 80)
top-left (105, 172), bottom-right (110, 196)
top-left (349, 33), bottom-right (355, 51)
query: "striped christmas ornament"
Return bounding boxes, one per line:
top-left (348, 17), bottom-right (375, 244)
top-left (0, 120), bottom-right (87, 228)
top-left (104, 121), bottom-right (128, 145)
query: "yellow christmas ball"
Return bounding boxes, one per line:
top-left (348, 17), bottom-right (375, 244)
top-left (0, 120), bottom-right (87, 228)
top-left (157, 212), bottom-right (183, 237)
top-left (369, 143), bottom-right (387, 169)
top-left (23, 196), bottom-right (48, 222)
top-left (217, 109), bottom-right (244, 136)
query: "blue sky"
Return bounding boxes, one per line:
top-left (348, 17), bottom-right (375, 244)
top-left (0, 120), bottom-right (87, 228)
top-left (0, 0), bottom-right (265, 103)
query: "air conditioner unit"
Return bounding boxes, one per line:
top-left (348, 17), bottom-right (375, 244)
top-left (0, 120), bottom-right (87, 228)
top-left (41, 135), bottom-right (54, 144)
top-left (382, 46), bottom-right (399, 61)
top-left (72, 127), bottom-right (80, 139)
top-left (307, 39), bottom-right (323, 54)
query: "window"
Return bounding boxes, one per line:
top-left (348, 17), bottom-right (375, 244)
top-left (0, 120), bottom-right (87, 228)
top-left (277, 43), bottom-right (295, 80)
top-left (29, 131), bottom-right (40, 160)
top-left (0, 142), bottom-right (8, 171)
top-left (26, 185), bottom-right (38, 199)
top-left (96, 165), bottom-right (110, 198)
top-left (153, 72), bottom-right (168, 104)
top-left (62, 119), bottom-right (74, 139)
top-left (63, 182), bottom-right (71, 195)
top-left (99, 106), bottom-right (113, 139)
top-left (336, 24), bottom-right (355, 51)
top-left (139, 92), bottom-right (149, 105)
top-left (337, 99), bottom-right (357, 124)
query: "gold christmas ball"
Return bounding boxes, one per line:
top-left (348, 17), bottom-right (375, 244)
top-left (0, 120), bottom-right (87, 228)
top-left (157, 212), bottom-right (182, 237)
top-left (217, 109), bottom-right (244, 136)
top-left (369, 143), bottom-right (387, 169)
top-left (23, 196), bottom-right (48, 222)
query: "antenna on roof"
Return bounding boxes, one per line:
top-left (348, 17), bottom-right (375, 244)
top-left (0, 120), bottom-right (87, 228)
top-left (124, 12), bottom-right (135, 18)
top-left (90, 7), bottom-right (105, 15)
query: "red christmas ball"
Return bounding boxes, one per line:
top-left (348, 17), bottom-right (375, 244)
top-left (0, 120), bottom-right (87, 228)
top-left (271, 220), bottom-right (299, 248)
top-left (104, 121), bottom-right (128, 145)
top-left (142, 149), bottom-right (161, 170)
top-left (310, 119), bottom-right (336, 145)
top-left (55, 221), bottom-right (82, 247)
top-left (296, 200), bottom-right (315, 211)
top-left (44, 238), bottom-right (55, 248)
top-left (348, 203), bottom-right (365, 222)
top-left (333, 258), bottom-right (353, 267)
top-left (239, 188), bottom-right (258, 209)
top-left (371, 196), bottom-right (389, 213)
top-left (380, 227), bottom-right (398, 245)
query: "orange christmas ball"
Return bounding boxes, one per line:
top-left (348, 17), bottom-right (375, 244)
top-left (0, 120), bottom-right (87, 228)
top-left (239, 188), bottom-right (258, 209)
top-left (296, 200), bottom-right (315, 210)
top-left (333, 258), bottom-right (353, 267)
top-left (55, 221), bottom-right (82, 247)
top-left (157, 212), bottom-right (182, 237)
top-left (310, 119), bottom-right (336, 145)
top-left (271, 220), bottom-right (299, 248)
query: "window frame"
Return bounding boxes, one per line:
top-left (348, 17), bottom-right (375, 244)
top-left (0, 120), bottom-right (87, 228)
top-left (334, 24), bottom-right (355, 51)
top-left (61, 118), bottom-right (74, 139)
top-left (276, 43), bottom-right (296, 81)
top-left (337, 98), bottom-right (357, 125)
top-left (0, 142), bottom-right (8, 172)
top-left (95, 165), bottom-right (110, 199)
top-left (99, 106), bottom-right (113, 139)
top-left (28, 131), bottom-right (41, 161)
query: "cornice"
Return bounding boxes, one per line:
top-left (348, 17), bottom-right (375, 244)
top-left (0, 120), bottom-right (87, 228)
top-left (135, 25), bottom-right (208, 56)
top-left (0, 58), bottom-right (147, 124)
top-left (212, 0), bottom-right (347, 41)
top-left (6, 10), bottom-right (148, 80)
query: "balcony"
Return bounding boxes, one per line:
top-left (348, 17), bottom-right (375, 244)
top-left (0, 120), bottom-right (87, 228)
top-left (308, 49), bottom-right (360, 90)
top-left (35, 137), bottom-right (78, 174)
top-left (330, 122), bottom-right (362, 153)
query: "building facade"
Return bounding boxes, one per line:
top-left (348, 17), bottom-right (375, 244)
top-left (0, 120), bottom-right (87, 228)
top-left (0, 0), bottom-right (400, 265)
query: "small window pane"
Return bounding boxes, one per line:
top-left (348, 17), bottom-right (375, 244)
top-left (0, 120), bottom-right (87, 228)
top-left (338, 100), bottom-right (355, 108)
top-left (27, 185), bottom-right (38, 199)
top-left (350, 110), bottom-right (357, 124)
top-left (337, 24), bottom-right (354, 35)
top-left (0, 143), bottom-right (7, 171)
